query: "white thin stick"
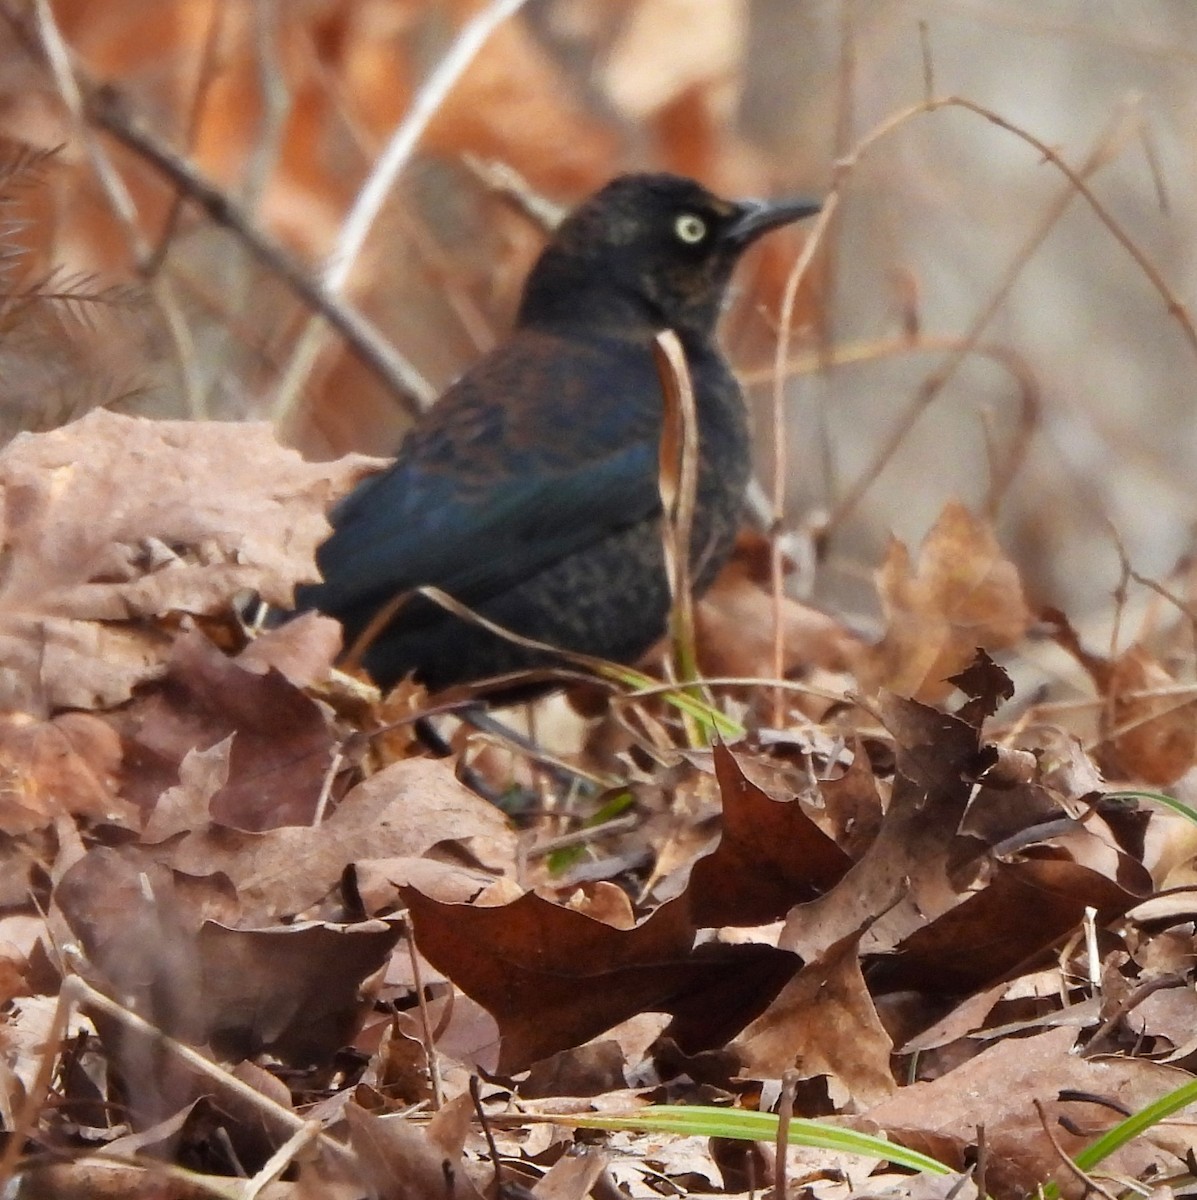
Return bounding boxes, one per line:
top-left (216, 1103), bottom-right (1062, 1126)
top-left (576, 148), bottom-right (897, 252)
top-left (273, 0), bottom-right (531, 427)
top-left (325, 0), bottom-right (533, 292)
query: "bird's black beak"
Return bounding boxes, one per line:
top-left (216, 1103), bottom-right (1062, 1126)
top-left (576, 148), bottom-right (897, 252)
top-left (724, 195), bottom-right (822, 248)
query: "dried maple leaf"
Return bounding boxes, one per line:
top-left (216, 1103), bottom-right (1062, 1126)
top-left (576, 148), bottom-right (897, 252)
top-left (863, 501), bottom-right (1031, 702)
top-left (0, 410), bottom-right (381, 712)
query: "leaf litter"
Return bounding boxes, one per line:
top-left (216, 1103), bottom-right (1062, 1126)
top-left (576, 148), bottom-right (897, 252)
top-left (2, 412), bottom-right (1197, 1199)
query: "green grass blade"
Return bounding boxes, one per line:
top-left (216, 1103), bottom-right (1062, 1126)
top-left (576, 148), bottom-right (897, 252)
top-left (545, 1105), bottom-right (953, 1176)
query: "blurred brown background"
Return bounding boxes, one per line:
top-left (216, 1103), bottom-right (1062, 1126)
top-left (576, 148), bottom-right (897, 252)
top-left (1, 0), bottom-right (1194, 645)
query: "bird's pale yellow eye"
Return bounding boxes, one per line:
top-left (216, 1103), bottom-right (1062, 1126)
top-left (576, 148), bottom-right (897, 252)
top-left (673, 213), bottom-right (708, 244)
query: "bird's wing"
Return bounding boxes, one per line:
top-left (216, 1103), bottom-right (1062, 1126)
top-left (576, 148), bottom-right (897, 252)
top-left (299, 430), bottom-right (662, 621)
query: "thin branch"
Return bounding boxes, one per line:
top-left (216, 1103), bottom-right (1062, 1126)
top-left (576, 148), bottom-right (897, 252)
top-left (85, 83), bottom-right (432, 418)
top-left (63, 973), bottom-right (359, 1171)
top-left (29, 0), bottom-right (208, 419)
top-left (271, 0), bottom-right (533, 430)
top-left (1034, 1097), bottom-right (1120, 1200)
top-left (327, 0), bottom-right (532, 295)
top-left (825, 99), bottom-right (1142, 532)
top-left (747, 331), bottom-right (1040, 525)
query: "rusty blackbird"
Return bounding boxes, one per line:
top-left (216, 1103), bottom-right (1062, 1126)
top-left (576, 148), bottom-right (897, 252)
top-left (292, 173), bottom-right (820, 692)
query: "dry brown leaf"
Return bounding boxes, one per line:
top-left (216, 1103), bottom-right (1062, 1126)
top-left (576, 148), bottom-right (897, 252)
top-left (353, 856), bottom-right (498, 914)
top-left (693, 530), bottom-right (866, 682)
top-left (118, 629), bottom-right (338, 831)
top-left (601, 0), bottom-right (744, 119)
top-left (236, 610), bottom-right (344, 688)
top-left (863, 501), bottom-right (1031, 701)
top-left (520, 1041), bottom-right (629, 1100)
top-left (865, 1024), bottom-right (1197, 1198)
top-left (0, 710), bottom-right (130, 833)
top-left (401, 886), bottom-right (800, 1073)
top-left (532, 1146), bottom-right (607, 1200)
top-left (732, 927), bottom-right (895, 1108)
top-left (194, 917), bottom-right (402, 1065)
top-left (1046, 612), bottom-right (1197, 785)
top-left (345, 1096), bottom-right (487, 1200)
top-left (156, 757), bottom-right (516, 921)
top-left (55, 843), bottom-right (401, 1065)
top-left (0, 411), bottom-right (381, 712)
top-left (685, 742), bottom-right (853, 926)
top-left (1106, 645), bottom-right (1197, 785)
top-left (869, 851), bottom-right (1148, 996)
top-left (782, 691), bottom-right (984, 961)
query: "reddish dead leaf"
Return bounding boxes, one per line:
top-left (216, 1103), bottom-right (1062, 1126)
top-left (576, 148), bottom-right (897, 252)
top-left (1105, 645), bottom-right (1197, 784)
top-left (685, 742), bottom-right (853, 926)
top-left (235, 610), bottom-right (344, 688)
top-left (0, 410), bottom-right (380, 712)
top-left (732, 926), bottom-right (895, 1108)
top-left (401, 888), bottom-right (801, 1073)
top-left (602, 0), bottom-right (744, 123)
top-left (117, 629), bottom-right (337, 830)
top-left (868, 849), bottom-right (1149, 997)
top-left (0, 709), bottom-right (131, 833)
top-left (862, 501), bottom-right (1031, 702)
top-left (417, 15), bottom-right (618, 193)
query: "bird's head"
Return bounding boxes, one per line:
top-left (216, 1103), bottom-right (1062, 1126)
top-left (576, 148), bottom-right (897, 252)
top-left (517, 173), bottom-right (821, 339)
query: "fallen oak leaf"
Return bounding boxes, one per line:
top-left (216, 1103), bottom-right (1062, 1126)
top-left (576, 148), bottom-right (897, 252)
top-left (781, 687), bottom-right (988, 961)
top-left (401, 887), bottom-right (801, 1073)
top-left (867, 842), bottom-right (1150, 997)
top-left (685, 741), bottom-right (854, 927)
top-left (731, 924), bottom-right (895, 1108)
